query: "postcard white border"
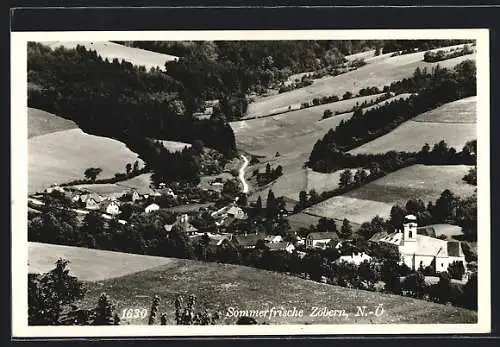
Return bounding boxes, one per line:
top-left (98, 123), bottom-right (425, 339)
top-left (11, 29), bottom-right (490, 337)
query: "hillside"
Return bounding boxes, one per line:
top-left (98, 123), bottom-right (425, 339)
top-left (29, 128), bottom-right (143, 193)
top-left (45, 41), bottom-right (178, 71)
top-left (348, 97), bottom-right (476, 155)
top-left (28, 242), bottom-right (173, 281)
top-left (305, 164), bottom-right (475, 224)
top-left (28, 107), bottom-right (78, 138)
top-left (246, 44), bottom-right (475, 118)
top-left (25, 244), bottom-right (475, 325)
top-left (238, 94), bottom-right (412, 203)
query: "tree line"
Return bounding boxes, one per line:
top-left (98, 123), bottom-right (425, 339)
top-left (423, 45), bottom-right (474, 63)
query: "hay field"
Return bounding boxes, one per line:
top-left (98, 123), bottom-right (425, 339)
top-left (70, 173), bottom-right (153, 196)
top-left (246, 45), bottom-right (475, 118)
top-left (240, 95), bottom-right (412, 203)
top-left (305, 164), bottom-right (475, 224)
top-left (45, 41), bottom-right (178, 71)
top-left (233, 94), bottom-right (412, 157)
top-left (29, 128), bottom-right (143, 193)
top-left (157, 140), bottom-right (192, 152)
top-left (28, 107), bottom-right (78, 138)
top-left (28, 242), bottom-right (173, 281)
top-left (348, 97), bottom-right (476, 155)
top-left (344, 164), bottom-right (476, 206)
top-left (78, 257), bottom-right (476, 325)
top-left (304, 196), bottom-right (393, 225)
top-left (412, 96), bottom-right (476, 123)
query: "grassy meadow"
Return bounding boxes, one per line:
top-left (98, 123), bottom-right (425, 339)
top-left (246, 45), bottom-right (475, 118)
top-left (45, 41), bottom-right (178, 71)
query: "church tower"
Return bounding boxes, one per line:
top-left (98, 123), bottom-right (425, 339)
top-left (402, 214), bottom-right (417, 255)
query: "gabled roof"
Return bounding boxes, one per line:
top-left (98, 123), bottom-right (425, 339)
top-left (368, 231), bottom-right (388, 243)
top-left (307, 232), bottom-right (339, 240)
top-left (415, 234), bottom-right (448, 257)
top-left (80, 193), bottom-right (104, 203)
top-left (379, 232), bottom-right (403, 246)
top-left (232, 234), bottom-right (265, 247)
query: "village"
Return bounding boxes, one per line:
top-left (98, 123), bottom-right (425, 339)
top-left (27, 172), bottom-right (473, 286)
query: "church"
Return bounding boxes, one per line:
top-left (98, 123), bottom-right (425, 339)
top-left (377, 215), bottom-right (466, 273)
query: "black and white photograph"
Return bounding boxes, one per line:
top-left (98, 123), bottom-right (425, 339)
top-left (11, 28), bottom-right (490, 336)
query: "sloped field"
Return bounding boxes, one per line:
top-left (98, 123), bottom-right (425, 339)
top-left (28, 242), bottom-right (173, 281)
top-left (305, 164), bottom-right (475, 224)
top-left (246, 45), bottom-right (475, 118)
top-left (344, 164), bottom-right (476, 205)
top-left (69, 173), bottom-right (154, 196)
top-left (29, 128), bottom-right (143, 193)
top-left (45, 41), bottom-right (178, 71)
top-left (77, 255), bottom-right (477, 325)
top-left (348, 97), bottom-right (476, 155)
top-left (28, 107), bottom-right (78, 138)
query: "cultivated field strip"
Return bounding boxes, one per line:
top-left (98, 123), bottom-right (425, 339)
top-left (28, 242), bottom-right (174, 281)
top-left (246, 45), bottom-right (475, 118)
top-left (305, 164), bottom-right (475, 224)
top-left (348, 97), bottom-right (476, 155)
top-left (45, 41), bottom-right (179, 71)
top-left (28, 107), bottom-right (78, 138)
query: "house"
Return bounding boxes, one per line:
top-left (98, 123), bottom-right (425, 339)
top-left (100, 200), bottom-right (120, 216)
top-left (264, 235), bottom-right (283, 243)
top-left (145, 203), bottom-right (160, 214)
top-left (44, 184), bottom-right (65, 194)
top-left (338, 252), bottom-right (372, 265)
top-left (266, 242), bottom-right (295, 254)
top-left (164, 214), bottom-right (198, 235)
top-left (305, 232), bottom-right (340, 249)
top-left (128, 189), bottom-right (141, 202)
top-left (377, 215), bottom-right (467, 273)
top-left (79, 193), bottom-right (104, 210)
top-left (232, 233), bottom-right (265, 249)
top-left (227, 206), bottom-right (246, 219)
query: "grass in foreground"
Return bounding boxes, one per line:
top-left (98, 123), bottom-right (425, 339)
top-left (79, 258), bottom-right (477, 325)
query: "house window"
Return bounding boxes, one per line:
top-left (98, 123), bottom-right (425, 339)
top-left (409, 230), bottom-right (412, 238)
top-left (441, 263), bottom-right (444, 267)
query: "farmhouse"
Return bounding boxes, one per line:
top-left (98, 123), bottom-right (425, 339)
top-left (78, 193), bottom-right (104, 210)
top-left (266, 242), bottom-right (296, 253)
top-left (264, 235), bottom-right (283, 243)
top-left (377, 215), bottom-right (466, 273)
top-left (338, 252), bottom-right (372, 265)
top-left (232, 233), bottom-right (266, 249)
top-left (100, 200), bottom-right (120, 216)
top-left (44, 184), bottom-right (65, 194)
top-left (227, 206), bottom-right (246, 219)
top-left (145, 203), bottom-right (160, 214)
top-left (164, 214), bottom-right (199, 235)
top-left (306, 232), bottom-right (340, 250)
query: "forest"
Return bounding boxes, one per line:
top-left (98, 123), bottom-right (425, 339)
top-left (27, 42), bottom-right (237, 159)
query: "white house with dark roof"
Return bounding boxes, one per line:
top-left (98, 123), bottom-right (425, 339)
top-left (306, 231), bottom-right (339, 249)
top-left (378, 215), bottom-right (466, 273)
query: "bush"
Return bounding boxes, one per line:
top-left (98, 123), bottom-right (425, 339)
top-left (448, 260), bottom-right (466, 280)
